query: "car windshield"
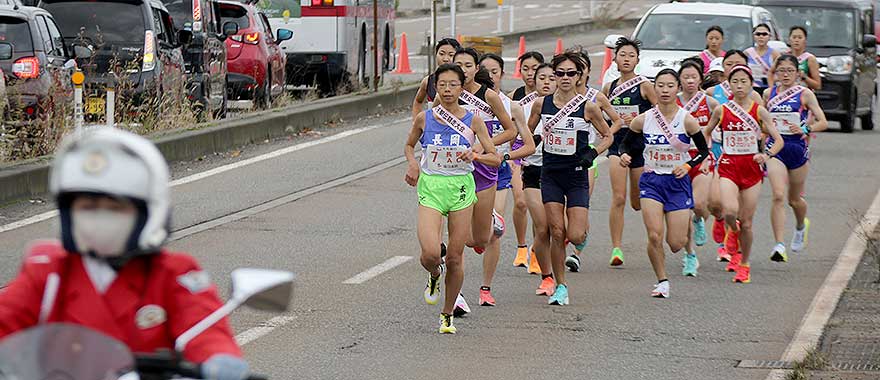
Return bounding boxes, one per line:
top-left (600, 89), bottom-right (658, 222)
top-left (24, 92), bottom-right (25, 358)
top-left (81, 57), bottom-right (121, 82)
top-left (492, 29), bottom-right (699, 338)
top-left (255, 0), bottom-right (300, 19)
top-left (764, 6), bottom-right (856, 49)
top-left (635, 14), bottom-right (753, 51)
top-left (0, 17), bottom-right (33, 53)
top-left (162, 0), bottom-right (192, 30)
top-left (218, 3), bottom-right (249, 29)
top-left (44, 0), bottom-right (145, 44)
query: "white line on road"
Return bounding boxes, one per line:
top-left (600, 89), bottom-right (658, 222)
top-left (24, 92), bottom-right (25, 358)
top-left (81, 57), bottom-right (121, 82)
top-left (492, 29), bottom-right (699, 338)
top-left (0, 118), bottom-right (410, 235)
top-left (235, 315), bottom-right (297, 346)
top-left (764, 186), bottom-right (880, 380)
top-left (343, 256), bottom-right (414, 284)
top-left (397, 8), bottom-right (499, 24)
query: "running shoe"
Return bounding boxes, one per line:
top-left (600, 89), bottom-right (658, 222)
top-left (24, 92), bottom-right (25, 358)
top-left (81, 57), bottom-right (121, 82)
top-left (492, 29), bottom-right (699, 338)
top-left (651, 281), bottom-right (670, 298)
top-left (492, 210), bottom-right (505, 237)
top-left (609, 247), bottom-right (624, 267)
top-left (438, 313), bottom-right (456, 334)
top-left (770, 243), bottom-right (788, 263)
top-left (573, 234), bottom-right (589, 253)
top-left (726, 251), bottom-right (742, 273)
top-left (440, 242), bottom-right (447, 264)
top-left (682, 253), bottom-right (699, 277)
top-left (712, 218), bottom-right (725, 244)
top-left (733, 264), bottom-right (751, 283)
top-left (513, 245), bottom-right (529, 267)
top-left (791, 218), bottom-right (810, 253)
top-left (479, 287), bottom-right (495, 306)
top-left (548, 284), bottom-right (569, 305)
top-left (566, 254), bottom-right (581, 272)
top-left (453, 293), bottom-right (470, 317)
top-left (717, 244), bottom-right (731, 262)
top-left (693, 217), bottom-right (707, 247)
top-left (724, 222), bottom-right (741, 255)
top-left (536, 277), bottom-right (556, 296)
top-left (527, 247), bottom-right (541, 274)
top-left (424, 266), bottom-right (443, 305)
top-left (473, 246), bottom-right (485, 255)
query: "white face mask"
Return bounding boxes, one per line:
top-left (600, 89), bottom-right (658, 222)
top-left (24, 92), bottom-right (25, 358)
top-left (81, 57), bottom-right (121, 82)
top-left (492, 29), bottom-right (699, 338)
top-left (72, 209), bottom-right (137, 258)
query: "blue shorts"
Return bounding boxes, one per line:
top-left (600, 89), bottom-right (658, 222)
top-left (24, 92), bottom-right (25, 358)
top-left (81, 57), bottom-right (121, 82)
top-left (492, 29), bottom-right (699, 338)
top-left (607, 128), bottom-right (645, 168)
top-left (639, 172), bottom-right (693, 212)
top-left (710, 143), bottom-right (723, 168)
top-left (541, 166), bottom-right (590, 208)
top-left (497, 161), bottom-right (513, 190)
top-left (767, 137), bottom-right (809, 170)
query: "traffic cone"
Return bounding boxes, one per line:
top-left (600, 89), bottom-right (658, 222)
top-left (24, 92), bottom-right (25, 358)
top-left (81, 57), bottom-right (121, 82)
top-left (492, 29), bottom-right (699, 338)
top-left (554, 38), bottom-right (564, 55)
top-left (395, 33), bottom-right (412, 74)
top-left (600, 47), bottom-right (613, 79)
top-left (513, 36), bottom-right (526, 79)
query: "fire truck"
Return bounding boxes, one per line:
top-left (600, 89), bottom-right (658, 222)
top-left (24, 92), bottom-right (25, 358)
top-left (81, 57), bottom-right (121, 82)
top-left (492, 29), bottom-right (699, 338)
top-left (255, 0), bottom-right (396, 94)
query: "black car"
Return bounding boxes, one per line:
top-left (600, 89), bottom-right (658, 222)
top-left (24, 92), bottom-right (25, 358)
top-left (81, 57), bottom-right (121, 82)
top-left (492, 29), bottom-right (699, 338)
top-left (757, 0), bottom-right (877, 132)
top-left (162, 0), bottom-right (237, 118)
top-left (0, 4), bottom-right (71, 119)
top-left (40, 0), bottom-right (186, 120)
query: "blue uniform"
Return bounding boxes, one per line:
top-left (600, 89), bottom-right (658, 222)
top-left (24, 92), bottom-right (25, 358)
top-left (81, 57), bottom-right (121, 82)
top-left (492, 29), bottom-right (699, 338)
top-left (639, 108), bottom-right (694, 212)
top-left (607, 78), bottom-right (652, 168)
top-left (766, 86), bottom-right (810, 170)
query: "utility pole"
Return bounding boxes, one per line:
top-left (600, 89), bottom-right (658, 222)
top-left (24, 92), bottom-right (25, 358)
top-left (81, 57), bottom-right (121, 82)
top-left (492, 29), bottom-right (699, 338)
top-left (373, 0), bottom-right (379, 91)
top-left (430, 0), bottom-right (437, 73)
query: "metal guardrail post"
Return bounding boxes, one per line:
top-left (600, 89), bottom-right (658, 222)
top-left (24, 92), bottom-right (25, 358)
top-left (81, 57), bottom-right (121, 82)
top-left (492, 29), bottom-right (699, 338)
top-left (71, 71), bottom-right (84, 133)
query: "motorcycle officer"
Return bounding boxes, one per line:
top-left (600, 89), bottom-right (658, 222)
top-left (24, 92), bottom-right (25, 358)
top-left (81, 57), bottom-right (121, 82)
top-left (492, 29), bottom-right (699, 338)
top-left (0, 128), bottom-right (247, 380)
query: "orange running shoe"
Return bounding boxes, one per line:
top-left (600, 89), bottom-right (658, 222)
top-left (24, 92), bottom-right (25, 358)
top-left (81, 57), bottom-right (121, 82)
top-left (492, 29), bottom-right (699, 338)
top-left (726, 251), bottom-right (742, 272)
top-left (724, 222), bottom-right (741, 256)
top-left (733, 264), bottom-right (751, 283)
top-left (527, 247), bottom-right (541, 275)
top-left (536, 276), bottom-right (556, 296)
top-left (712, 218), bottom-right (725, 244)
top-left (513, 245), bottom-right (529, 267)
top-left (717, 245), bottom-right (731, 262)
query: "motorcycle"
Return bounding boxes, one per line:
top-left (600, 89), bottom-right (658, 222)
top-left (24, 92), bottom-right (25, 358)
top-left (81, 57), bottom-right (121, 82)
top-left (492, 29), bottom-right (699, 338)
top-left (0, 268), bottom-right (295, 380)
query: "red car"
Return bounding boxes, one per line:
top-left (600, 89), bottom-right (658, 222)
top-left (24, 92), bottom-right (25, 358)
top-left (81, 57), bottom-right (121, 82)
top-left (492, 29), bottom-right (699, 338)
top-left (218, 0), bottom-right (292, 108)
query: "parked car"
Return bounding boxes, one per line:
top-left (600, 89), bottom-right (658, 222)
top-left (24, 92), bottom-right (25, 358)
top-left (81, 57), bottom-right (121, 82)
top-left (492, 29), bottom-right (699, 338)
top-left (756, 0), bottom-right (876, 132)
top-left (0, 4), bottom-right (71, 119)
top-left (162, 0), bottom-right (238, 118)
top-left (603, 2), bottom-right (781, 85)
top-left (40, 0), bottom-right (186, 121)
top-left (217, 0), bottom-right (290, 108)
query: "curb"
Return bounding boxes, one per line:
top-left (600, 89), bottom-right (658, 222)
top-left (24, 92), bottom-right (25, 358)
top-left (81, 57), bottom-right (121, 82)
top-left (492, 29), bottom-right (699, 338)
top-left (0, 83), bottom-right (420, 205)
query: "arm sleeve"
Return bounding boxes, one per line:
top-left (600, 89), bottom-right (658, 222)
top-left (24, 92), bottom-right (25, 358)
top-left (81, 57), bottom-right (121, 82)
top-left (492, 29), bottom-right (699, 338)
top-left (685, 131), bottom-right (710, 168)
top-left (0, 268), bottom-right (42, 339)
top-left (166, 255), bottom-right (242, 363)
top-left (618, 129), bottom-right (642, 157)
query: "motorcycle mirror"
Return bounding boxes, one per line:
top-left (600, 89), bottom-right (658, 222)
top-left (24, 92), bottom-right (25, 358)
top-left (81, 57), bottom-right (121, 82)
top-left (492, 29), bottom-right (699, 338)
top-left (174, 268), bottom-right (295, 352)
top-left (231, 268), bottom-right (295, 312)
top-left (604, 34), bottom-right (626, 49)
top-left (767, 40), bottom-right (789, 54)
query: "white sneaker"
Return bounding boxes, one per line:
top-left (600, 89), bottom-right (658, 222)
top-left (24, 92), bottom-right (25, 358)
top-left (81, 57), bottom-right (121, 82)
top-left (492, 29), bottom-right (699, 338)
top-left (453, 293), bottom-right (471, 317)
top-left (651, 281), bottom-right (670, 298)
top-left (791, 218), bottom-right (810, 252)
top-left (492, 210), bottom-right (505, 237)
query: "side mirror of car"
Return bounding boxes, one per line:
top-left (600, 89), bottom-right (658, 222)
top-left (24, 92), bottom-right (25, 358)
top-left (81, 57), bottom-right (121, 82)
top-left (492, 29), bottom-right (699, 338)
top-left (73, 45), bottom-right (92, 60)
top-left (863, 34), bottom-right (877, 49)
top-left (0, 42), bottom-right (12, 60)
top-left (276, 28), bottom-right (293, 42)
top-left (220, 21), bottom-right (239, 40)
top-left (177, 29), bottom-right (193, 46)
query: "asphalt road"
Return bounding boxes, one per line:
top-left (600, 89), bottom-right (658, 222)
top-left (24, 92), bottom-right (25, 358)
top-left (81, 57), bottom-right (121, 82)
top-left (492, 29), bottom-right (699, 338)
top-left (0, 99), bottom-right (879, 379)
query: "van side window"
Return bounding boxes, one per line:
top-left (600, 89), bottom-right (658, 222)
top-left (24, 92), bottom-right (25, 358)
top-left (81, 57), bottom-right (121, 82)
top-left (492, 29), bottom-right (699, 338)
top-left (152, 8), bottom-right (167, 43)
top-left (259, 12), bottom-right (273, 40)
top-left (35, 16), bottom-right (53, 53)
top-left (44, 17), bottom-right (65, 57)
top-left (863, 9), bottom-right (873, 37)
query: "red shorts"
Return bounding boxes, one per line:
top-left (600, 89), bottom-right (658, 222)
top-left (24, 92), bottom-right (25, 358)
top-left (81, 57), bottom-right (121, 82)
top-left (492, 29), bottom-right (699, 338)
top-left (718, 154), bottom-right (763, 190)
top-left (687, 149), bottom-right (715, 180)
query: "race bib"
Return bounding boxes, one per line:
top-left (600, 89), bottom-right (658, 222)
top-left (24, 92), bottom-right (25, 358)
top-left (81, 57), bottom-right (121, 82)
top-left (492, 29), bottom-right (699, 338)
top-left (425, 145), bottom-right (471, 172)
top-left (614, 105), bottom-right (639, 127)
top-left (645, 145), bottom-right (688, 174)
top-left (722, 130), bottom-right (759, 155)
top-left (544, 127), bottom-right (577, 156)
top-left (772, 112), bottom-right (801, 135)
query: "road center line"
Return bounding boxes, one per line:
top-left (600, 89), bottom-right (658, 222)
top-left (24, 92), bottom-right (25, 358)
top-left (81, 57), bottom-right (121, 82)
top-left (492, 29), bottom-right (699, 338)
top-left (764, 185), bottom-right (880, 380)
top-left (0, 118), bottom-right (410, 235)
top-left (343, 256), bottom-right (414, 284)
top-left (235, 315), bottom-right (297, 346)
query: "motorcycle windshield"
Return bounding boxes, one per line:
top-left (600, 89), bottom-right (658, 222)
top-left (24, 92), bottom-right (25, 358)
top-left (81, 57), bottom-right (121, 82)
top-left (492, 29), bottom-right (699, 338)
top-left (0, 323), bottom-right (135, 380)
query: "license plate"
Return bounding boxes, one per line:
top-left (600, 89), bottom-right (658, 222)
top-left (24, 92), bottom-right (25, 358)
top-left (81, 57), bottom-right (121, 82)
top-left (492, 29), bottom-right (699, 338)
top-left (85, 97), bottom-right (105, 115)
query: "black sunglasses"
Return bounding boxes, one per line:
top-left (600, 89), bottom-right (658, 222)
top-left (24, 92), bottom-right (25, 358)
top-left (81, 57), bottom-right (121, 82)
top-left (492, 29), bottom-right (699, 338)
top-left (753, 32), bottom-right (770, 36)
top-left (554, 70), bottom-right (581, 77)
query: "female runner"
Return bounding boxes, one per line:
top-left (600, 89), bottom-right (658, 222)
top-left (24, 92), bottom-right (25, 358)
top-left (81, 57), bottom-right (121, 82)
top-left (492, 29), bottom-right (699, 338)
top-left (412, 38), bottom-right (461, 119)
top-left (745, 23), bottom-right (780, 95)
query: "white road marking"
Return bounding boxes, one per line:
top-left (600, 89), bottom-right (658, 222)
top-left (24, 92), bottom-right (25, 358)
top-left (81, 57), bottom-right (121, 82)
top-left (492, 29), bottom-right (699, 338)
top-left (548, 4), bottom-right (563, 8)
top-left (343, 256), bottom-right (414, 284)
top-left (235, 315), bottom-right (297, 346)
top-left (397, 8), bottom-right (499, 24)
top-left (764, 186), bottom-right (880, 380)
top-left (0, 118), bottom-right (411, 235)
top-left (590, 51), bottom-right (606, 56)
top-left (524, 4), bottom-right (539, 9)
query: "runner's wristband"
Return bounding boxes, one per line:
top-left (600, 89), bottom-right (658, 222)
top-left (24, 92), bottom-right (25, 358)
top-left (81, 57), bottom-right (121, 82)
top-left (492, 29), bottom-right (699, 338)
top-left (532, 134), bottom-right (542, 146)
top-left (685, 131), bottom-right (710, 168)
top-left (801, 123), bottom-right (811, 135)
top-left (618, 129), bottom-right (642, 157)
top-left (578, 147), bottom-right (600, 168)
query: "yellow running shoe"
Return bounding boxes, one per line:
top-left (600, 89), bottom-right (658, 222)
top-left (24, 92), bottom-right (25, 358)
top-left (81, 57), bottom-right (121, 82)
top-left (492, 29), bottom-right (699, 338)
top-left (513, 245), bottom-right (529, 267)
top-left (439, 313), bottom-right (456, 334)
top-left (527, 247), bottom-right (541, 275)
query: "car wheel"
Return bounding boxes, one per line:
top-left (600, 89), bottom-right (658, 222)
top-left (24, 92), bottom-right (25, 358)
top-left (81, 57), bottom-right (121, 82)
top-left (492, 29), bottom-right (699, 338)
top-left (214, 80), bottom-right (228, 120)
top-left (257, 71), bottom-right (271, 109)
top-left (862, 88), bottom-right (876, 131)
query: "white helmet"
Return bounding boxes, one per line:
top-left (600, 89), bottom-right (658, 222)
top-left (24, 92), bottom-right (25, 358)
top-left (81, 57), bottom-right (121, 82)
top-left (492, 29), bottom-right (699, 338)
top-left (49, 127), bottom-right (171, 256)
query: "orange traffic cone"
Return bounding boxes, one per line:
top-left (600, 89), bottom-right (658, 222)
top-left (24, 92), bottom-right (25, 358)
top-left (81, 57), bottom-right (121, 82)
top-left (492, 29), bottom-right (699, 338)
top-left (600, 47), bottom-right (613, 79)
top-left (395, 33), bottom-right (412, 74)
top-left (554, 38), bottom-right (564, 56)
top-left (513, 36), bottom-right (526, 78)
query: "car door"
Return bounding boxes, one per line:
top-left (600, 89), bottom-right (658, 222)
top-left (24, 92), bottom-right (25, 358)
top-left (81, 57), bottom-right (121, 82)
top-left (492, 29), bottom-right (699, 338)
top-left (34, 15), bottom-right (60, 88)
top-left (40, 15), bottom-right (72, 89)
top-left (207, 0), bottom-right (226, 105)
top-left (258, 11), bottom-right (283, 96)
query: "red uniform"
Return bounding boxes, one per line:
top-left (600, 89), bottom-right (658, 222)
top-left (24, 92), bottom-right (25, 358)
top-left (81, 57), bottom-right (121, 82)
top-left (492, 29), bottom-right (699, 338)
top-left (0, 240), bottom-right (241, 363)
top-left (677, 94), bottom-right (715, 180)
top-left (717, 102), bottom-right (763, 190)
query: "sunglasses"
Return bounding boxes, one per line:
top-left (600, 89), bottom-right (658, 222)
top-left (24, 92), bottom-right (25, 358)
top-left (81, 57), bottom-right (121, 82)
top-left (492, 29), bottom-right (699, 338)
top-left (554, 70), bottom-right (581, 77)
top-left (753, 32), bottom-right (770, 37)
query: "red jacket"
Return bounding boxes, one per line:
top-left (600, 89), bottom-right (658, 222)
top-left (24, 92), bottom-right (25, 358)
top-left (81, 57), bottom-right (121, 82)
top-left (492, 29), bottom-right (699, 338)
top-left (0, 240), bottom-right (241, 363)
